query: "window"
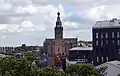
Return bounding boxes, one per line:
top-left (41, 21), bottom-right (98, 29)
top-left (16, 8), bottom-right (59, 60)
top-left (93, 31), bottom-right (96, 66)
top-left (97, 56), bottom-right (99, 62)
top-left (51, 46), bottom-right (53, 54)
top-left (102, 57), bottom-right (104, 62)
top-left (58, 47), bottom-right (60, 53)
top-left (106, 40), bottom-right (108, 44)
top-left (101, 40), bottom-right (103, 46)
top-left (112, 40), bottom-right (114, 44)
top-left (65, 46), bottom-right (67, 54)
top-left (101, 33), bottom-right (103, 38)
top-left (96, 40), bottom-right (98, 46)
top-left (117, 32), bottom-right (120, 38)
top-left (112, 32), bottom-right (114, 38)
top-left (106, 33), bottom-right (108, 38)
top-left (96, 48), bottom-right (98, 55)
top-left (96, 33), bottom-right (98, 39)
top-left (106, 57), bottom-right (108, 62)
top-left (118, 49), bottom-right (120, 55)
top-left (77, 51), bottom-right (79, 55)
top-left (118, 40), bottom-right (120, 45)
top-left (84, 55), bottom-right (86, 59)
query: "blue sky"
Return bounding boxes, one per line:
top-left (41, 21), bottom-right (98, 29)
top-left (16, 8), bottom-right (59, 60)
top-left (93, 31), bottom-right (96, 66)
top-left (0, 0), bottom-right (120, 46)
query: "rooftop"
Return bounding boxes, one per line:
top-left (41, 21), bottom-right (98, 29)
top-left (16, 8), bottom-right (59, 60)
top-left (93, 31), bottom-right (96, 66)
top-left (69, 47), bottom-right (93, 51)
top-left (106, 60), bottom-right (120, 68)
top-left (96, 60), bottom-right (120, 69)
top-left (93, 18), bottom-right (120, 29)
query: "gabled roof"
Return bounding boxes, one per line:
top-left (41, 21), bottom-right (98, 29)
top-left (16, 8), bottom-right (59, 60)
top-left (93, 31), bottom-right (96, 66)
top-left (63, 38), bottom-right (77, 44)
top-left (45, 38), bottom-right (55, 45)
top-left (44, 38), bottom-right (77, 45)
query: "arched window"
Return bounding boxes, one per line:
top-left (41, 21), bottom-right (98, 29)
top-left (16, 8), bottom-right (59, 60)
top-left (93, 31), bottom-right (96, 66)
top-left (51, 46), bottom-right (53, 55)
top-left (58, 47), bottom-right (60, 53)
top-left (65, 46), bottom-right (67, 53)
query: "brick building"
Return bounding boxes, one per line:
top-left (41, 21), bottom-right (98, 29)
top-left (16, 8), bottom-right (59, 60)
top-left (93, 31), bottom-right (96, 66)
top-left (43, 12), bottom-right (77, 57)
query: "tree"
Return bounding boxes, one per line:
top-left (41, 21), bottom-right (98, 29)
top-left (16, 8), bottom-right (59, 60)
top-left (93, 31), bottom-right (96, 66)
top-left (97, 66), bottom-right (108, 76)
top-left (117, 74), bottom-right (120, 76)
top-left (25, 52), bottom-right (39, 62)
top-left (38, 66), bottom-right (67, 76)
top-left (0, 53), bottom-right (39, 76)
top-left (15, 44), bottom-right (28, 53)
top-left (21, 44), bottom-right (28, 52)
top-left (65, 64), bottom-right (100, 76)
top-left (0, 53), bottom-right (108, 76)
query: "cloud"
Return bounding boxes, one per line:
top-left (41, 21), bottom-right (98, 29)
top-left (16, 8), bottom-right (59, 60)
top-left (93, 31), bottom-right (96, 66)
top-left (78, 4), bottom-right (120, 22)
top-left (0, 0), bottom-right (119, 46)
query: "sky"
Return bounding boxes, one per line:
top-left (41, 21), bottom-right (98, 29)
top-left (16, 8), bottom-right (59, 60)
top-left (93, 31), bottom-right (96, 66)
top-left (0, 0), bottom-right (120, 46)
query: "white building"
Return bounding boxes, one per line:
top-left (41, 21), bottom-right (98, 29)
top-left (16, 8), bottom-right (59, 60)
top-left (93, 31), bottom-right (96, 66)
top-left (96, 60), bottom-right (120, 76)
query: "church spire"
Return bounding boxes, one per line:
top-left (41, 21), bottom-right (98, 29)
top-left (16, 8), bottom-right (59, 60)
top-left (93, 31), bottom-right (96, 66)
top-left (56, 11), bottom-right (62, 27)
top-left (54, 11), bottom-right (63, 39)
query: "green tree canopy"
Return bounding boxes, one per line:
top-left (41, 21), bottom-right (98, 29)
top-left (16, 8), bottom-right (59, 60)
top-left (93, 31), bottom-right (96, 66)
top-left (117, 73), bottom-right (120, 76)
top-left (38, 66), bottom-right (66, 76)
top-left (25, 52), bottom-right (39, 62)
top-left (0, 52), bottom-right (39, 76)
top-left (65, 64), bottom-right (100, 76)
top-left (97, 66), bottom-right (108, 76)
top-left (0, 53), bottom-right (108, 76)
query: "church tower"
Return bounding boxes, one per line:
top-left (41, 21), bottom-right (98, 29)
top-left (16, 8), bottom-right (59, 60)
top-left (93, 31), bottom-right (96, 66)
top-left (54, 11), bottom-right (63, 39)
top-left (54, 11), bottom-right (63, 55)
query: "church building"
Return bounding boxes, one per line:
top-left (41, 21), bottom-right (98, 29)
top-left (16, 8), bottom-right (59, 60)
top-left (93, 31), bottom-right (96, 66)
top-left (43, 12), bottom-right (78, 57)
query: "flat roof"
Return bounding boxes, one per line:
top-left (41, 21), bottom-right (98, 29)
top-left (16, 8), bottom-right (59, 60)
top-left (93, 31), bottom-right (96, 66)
top-left (69, 47), bottom-right (93, 51)
top-left (96, 60), bottom-right (120, 69)
top-left (93, 18), bottom-right (120, 29)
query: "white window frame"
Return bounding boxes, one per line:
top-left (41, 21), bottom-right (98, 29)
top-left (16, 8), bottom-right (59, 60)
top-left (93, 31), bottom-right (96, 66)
top-left (96, 33), bottom-right (98, 39)
top-left (112, 32), bottom-right (114, 38)
top-left (102, 57), bottom-right (104, 62)
top-left (101, 33), bottom-right (103, 38)
top-left (118, 40), bottom-right (120, 45)
top-left (117, 32), bottom-right (120, 38)
top-left (97, 56), bottom-right (99, 62)
top-left (106, 57), bottom-right (108, 62)
top-left (106, 40), bottom-right (108, 44)
top-left (106, 33), bottom-right (108, 38)
top-left (96, 40), bottom-right (98, 46)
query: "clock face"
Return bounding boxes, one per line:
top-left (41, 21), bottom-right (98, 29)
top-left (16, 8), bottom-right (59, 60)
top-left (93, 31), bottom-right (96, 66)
top-left (56, 34), bottom-right (62, 38)
top-left (56, 29), bottom-right (61, 33)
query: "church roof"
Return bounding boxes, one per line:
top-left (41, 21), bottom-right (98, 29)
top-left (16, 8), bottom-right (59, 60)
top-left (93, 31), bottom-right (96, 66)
top-left (45, 39), bottom-right (55, 45)
top-left (45, 38), bottom-right (77, 45)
